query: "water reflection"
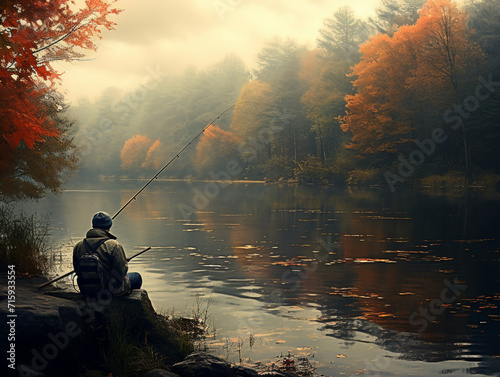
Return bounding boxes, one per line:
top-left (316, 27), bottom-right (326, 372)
top-left (23, 181), bottom-right (500, 376)
top-left (174, 183), bottom-right (500, 374)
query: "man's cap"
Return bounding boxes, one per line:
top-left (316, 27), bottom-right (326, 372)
top-left (92, 211), bottom-right (113, 229)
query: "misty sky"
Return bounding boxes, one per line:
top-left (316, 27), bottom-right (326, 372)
top-left (59, 0), bottom-right (379, 103)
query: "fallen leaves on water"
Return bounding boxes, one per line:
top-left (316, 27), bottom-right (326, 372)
top-left (234, 244), bottom-right (257, 249)
top-left (382, 249), bottom-right (429, 254)
top-left (272, 256), bottom-right (316, 266)
top-left (438, 269), bottom-right (455, 274)
top-left (353, 258), bottom-right (396, 264)
top-left (377, 313), bottom-right (394, 318)
top-left (296, 347), bottom-right (313, 351)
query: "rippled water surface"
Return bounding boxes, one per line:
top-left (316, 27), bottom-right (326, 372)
top-left (23, 181), bottom-right (500, 376)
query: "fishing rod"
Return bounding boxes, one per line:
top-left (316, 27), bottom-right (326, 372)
top-left (112, 103), bottom-right (238, 220)
top-left (38, 104), bottom-right (237, 289)
top-left (37, 247), bottom-right (152, 290)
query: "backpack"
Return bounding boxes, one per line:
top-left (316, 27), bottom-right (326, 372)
top-left (76, 238), bottom-right (109, 297)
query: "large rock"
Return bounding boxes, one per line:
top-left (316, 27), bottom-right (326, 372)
top-left (170, 353), bottom-right (265, 377)
top-left (0, 274), bottom-right (185, 377)
top-left (171, 352), bottom-right (232, 377)
top-left (232, 365), bottom-right (259, 377)
top-left (143, 369), bottom-right (181, 377)
top-left (0, 275), bottom-right (86, 377)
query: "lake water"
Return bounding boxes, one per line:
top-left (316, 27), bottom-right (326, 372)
top-left (20, 180), bottom-right (500, 376)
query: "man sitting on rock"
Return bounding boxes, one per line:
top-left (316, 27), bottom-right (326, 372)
top-left (73, 211), bottom-right (142, 298)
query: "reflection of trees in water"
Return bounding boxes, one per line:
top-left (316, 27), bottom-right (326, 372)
top-left (132, 182), bottom-right (500, 374)
top-left (317, 298), bottom-right (500, 375)
top-left (312, 269), bottom-right (500, 374)
top-left (195, 184), bottom-right (500, 374)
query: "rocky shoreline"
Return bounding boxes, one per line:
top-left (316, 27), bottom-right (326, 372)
top-left (0, 274), bottom-right (299, 377)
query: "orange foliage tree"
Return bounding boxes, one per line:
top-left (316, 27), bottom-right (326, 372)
top-left (121, 135), bottom-right (153, 171)
top-left (195, 125), bottom-right (241, 174)
top-left (142, 140), bottom-right (163, 170)
top-left (0, 0), bottom-right (120, 198)
top-left (340, 31), bottom-right (415, 155)
top-left (340, 0), bottom-right (484, 164)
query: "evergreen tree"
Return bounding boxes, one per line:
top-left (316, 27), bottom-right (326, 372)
top-left (370, 0), bottom-right (427, 36)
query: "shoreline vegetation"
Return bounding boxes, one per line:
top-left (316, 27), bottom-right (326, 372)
top-left (0, 207), bottom-right (52, 276)
top-left (93, 173), bottom-right (500, 190)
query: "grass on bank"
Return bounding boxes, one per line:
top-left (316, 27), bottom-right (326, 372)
top-left (0, 205), bottom-right (51, 275)
top-left (418, 172), bottom-right (500, 188)
top-left (97, 300), bottom-right (211, 377)
top-left (99, 315), bottom-right (171, 377)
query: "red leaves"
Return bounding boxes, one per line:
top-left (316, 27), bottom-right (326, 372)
top-left (0, 0), bottom-right (121, 160)
top-left (0, 81), bottom-right (59, 149)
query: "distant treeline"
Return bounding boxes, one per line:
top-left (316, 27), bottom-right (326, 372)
top-left (71, 0), bottom-right (500, 188)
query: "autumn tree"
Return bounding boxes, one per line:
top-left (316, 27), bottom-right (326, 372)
top-left (120, 135), bottom-right (154, 171)
top-left (340, 32), bottom-right (415, 156)
top-left (0, 0), bottom-right (120, 198)
top-left (341, 0), bottom-right (485, 181)
top-left (411, 0), bottom-right (485, 183)
top-left (120, 56), bottom-right (249, 178)
top-left (0, 91), bottom-right (78, 199)
top-left (195, 125), bottom-right (241, 176)
top-left (142, 139), bottom-right (163, 170)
